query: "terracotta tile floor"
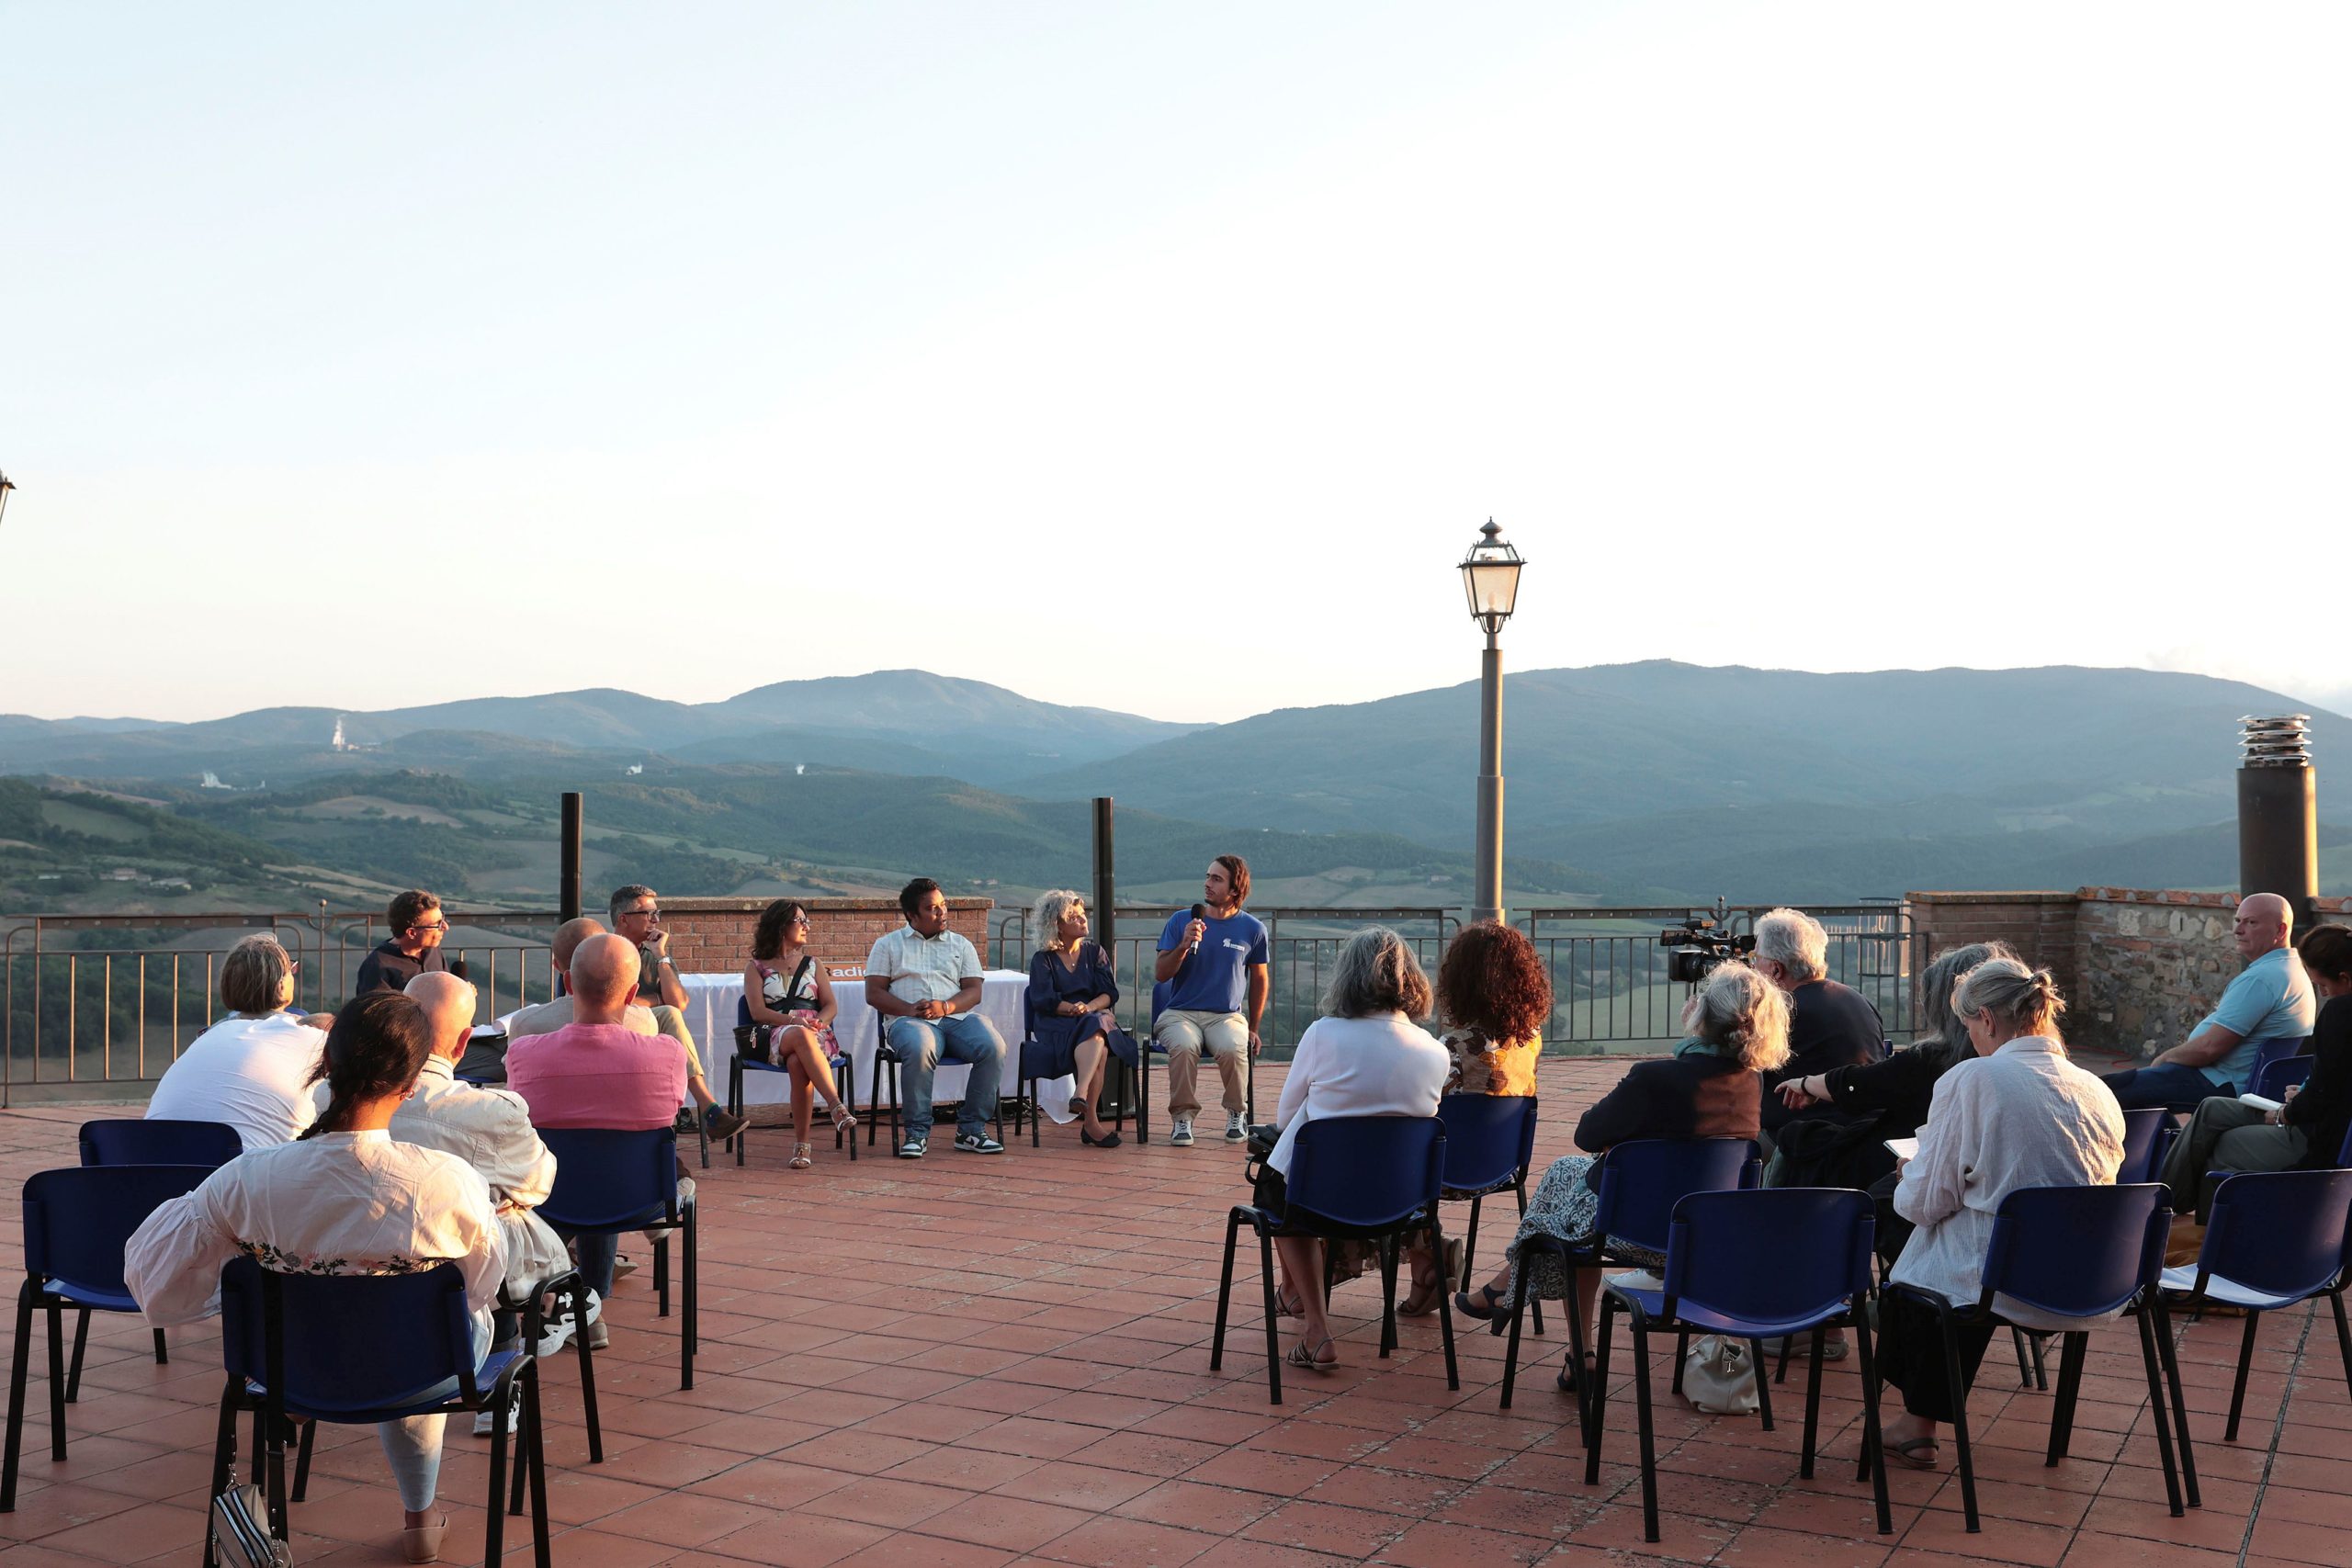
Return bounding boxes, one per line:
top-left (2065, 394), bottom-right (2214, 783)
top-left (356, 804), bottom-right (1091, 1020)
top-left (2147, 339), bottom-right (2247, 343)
top-left (1, 1057), bottom-right (2346, 1567)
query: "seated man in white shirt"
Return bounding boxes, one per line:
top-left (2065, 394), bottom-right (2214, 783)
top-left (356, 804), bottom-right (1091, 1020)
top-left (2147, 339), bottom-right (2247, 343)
top-left (865, 878), bottom-right (1006, 1159)
top-left (507, 916), bottom-right (745, 1140)
top-left (396, 974), bottom-right (594, 1401)
top-left (147, 934), bottom-right (326, 1148)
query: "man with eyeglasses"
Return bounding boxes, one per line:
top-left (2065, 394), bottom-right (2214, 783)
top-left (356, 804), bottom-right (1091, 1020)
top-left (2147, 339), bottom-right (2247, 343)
top-left (610, 885), bottom-right (687, 1011)
top-left (353, 888), bottom-right (454, 998)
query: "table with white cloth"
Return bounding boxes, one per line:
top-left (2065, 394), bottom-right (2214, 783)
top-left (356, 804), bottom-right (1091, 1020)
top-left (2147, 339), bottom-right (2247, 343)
top-left (674, 969), bottom-right (1081, 1124)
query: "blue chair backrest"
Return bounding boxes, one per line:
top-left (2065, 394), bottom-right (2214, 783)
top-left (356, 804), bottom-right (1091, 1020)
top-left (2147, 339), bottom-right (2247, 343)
top-left (736, 996), bottom-right (753, 1031)
top-left (537, 1127), bottom-right (680, 1230)
top-left (1283, 1117), bottom-right (1444, 1232)
top-left (1980, 1183), bottom-right (2168, 1318)
top-left (2201, 1168), bottom-right (2352, 1302)
top-left (2246, 1036), bottom-right (2310, 1085)
top-left (1151, 978), bottom-right (1171, 1024)
top-left (24, 1165), bottom-right (214, 1294)
top-left (1592, 1138), bottom-right (1758, 1256)
top-left (81, 1118), bottom-right (242, 1169)
top-left (2252, 1055), bottom-right (2316, 1101)
top-left (2116, 1108), bottom-right (2170, 1185)
top-left (1662, 1188), bottom-right (1874, 1324)
top-left (218, 1257), bottom-right (484, 1415)
top-left (1435, 1095), bottom-right (1538, 1194)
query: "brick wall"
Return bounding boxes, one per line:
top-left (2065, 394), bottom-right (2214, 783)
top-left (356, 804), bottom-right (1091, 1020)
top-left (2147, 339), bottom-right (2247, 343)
top-left (1905, 887), bottom-right (2352, 1060)
top-left (655, 897), bottom-right (995, 976)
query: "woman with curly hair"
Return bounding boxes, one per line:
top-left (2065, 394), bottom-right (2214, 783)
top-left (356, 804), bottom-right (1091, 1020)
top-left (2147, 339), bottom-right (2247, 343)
top-left (1436, 922), bottom-right (1553, 1095)
top-left (741, 899), bottom-right (857, 1170)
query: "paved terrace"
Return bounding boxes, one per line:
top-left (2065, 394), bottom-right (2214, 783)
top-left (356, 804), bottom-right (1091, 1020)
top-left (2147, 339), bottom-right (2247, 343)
top-left (0, 1057), bottom-right (2345, 1568)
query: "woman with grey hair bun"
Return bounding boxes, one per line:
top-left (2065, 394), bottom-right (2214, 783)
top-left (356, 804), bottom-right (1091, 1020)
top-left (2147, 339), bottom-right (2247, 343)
top-left (1255, 927), bottom-right (1451, 1372)
top-left (1455, 960), bottom-right (1789, 1394)
top-left (1874, 956), bottom-right (2123, 1471)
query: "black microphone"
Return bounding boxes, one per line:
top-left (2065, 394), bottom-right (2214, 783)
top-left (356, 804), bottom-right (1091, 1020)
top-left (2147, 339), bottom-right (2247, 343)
top-left (1186, 902), bottom-right (1207, 956)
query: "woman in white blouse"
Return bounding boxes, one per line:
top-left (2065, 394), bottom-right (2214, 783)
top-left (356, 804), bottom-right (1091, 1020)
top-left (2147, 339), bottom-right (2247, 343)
top-left (1878, 958), bottom-right (2124, 1470)
top-left (128, 992), bottom-right (505, 1564)
top-left (1259, 928), bottom-right (1450, 1372)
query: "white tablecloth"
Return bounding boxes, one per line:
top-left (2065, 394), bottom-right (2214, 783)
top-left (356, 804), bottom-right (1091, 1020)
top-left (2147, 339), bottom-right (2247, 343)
top-left (676, 969), bottom-right (1075, 1120)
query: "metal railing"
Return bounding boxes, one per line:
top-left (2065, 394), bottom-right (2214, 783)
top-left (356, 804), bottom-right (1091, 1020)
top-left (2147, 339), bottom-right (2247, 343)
top-left (4, 899), bottom-right (1917, 1103)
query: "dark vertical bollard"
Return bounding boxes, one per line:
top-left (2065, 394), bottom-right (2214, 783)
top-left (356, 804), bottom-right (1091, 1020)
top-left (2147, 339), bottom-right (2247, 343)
top-left (560, 794), bottom-right (583, 923)
top-left (2236, 717), bottom-right (2316, 936)
top-left (1092, 797), bottom-right (1123, 1113)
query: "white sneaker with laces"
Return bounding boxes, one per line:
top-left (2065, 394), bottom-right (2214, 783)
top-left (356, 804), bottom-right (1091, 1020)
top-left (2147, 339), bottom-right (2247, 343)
top-left (1226, 1112), bottom-right (1249, 1142)
top-left (473, 1386), bottom-right (520, 1437)
top-left (1170, 1115), bottom-right (1194, 1146)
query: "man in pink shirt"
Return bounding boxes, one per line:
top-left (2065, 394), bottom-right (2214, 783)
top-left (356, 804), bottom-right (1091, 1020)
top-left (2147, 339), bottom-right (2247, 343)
top-left (507, 933), bottom-right (690, 1327)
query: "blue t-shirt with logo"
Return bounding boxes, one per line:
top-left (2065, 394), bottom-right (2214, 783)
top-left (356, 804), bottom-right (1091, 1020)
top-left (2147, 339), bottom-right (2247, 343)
top-left (1157, 908), bottom-right (1271, 1016)
top-left (2199, 946), bottom-right (2318, 1088)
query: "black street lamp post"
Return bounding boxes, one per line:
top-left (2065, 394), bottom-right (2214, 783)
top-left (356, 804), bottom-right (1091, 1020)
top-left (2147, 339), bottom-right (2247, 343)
top-left (1459, 518), bottom-right (1525, 926)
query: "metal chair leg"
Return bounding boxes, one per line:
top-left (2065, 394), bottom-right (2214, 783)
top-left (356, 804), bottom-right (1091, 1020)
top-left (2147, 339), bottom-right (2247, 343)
top-left (2224, 1310), bottom-right (2260, 1441)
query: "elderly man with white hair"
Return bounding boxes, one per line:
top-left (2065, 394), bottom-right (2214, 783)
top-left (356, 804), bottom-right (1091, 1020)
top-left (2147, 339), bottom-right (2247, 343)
top-left (1750, 907), bottom-right (1884, 1140)
top-left (396, 973), bottom-right (592, 1428)
top-left (2102, 892), bottom-right (2316, 1113)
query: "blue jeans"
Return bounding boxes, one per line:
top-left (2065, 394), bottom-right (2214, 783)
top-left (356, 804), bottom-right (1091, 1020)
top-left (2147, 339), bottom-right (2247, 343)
top-left (887, 1011), bottom-right (1007, 1136)
top-left (2101, 1061), bottom-right (2233, 1114)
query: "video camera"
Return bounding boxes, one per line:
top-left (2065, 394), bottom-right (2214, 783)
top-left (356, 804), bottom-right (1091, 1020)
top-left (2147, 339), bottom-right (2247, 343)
top-left (1658, 917), bottom-right (1755, 985)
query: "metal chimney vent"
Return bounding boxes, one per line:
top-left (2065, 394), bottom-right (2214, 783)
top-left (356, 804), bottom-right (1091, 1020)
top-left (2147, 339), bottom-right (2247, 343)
top-left (2240, 715), bottom-right (2312, 767)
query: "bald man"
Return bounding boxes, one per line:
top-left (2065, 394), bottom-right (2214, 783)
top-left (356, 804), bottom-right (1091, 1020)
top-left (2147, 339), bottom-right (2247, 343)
top-left (393, 973), bottom-right (589, 1377)
top-left (2102, 893), bottom-right (2317, 1113)
top-left (508, 917), bottom-right (743, 1139)
top-left (506, 935), bottom-right (694, 1319)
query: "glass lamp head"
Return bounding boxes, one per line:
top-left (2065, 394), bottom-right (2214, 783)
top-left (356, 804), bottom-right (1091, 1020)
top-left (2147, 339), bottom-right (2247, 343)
top-left (1459, 518), bottom-right (1524, 630)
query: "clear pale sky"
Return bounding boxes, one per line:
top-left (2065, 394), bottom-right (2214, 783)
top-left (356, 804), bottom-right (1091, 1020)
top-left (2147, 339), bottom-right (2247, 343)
top-left (4, 2), bottom-right (2346, 725)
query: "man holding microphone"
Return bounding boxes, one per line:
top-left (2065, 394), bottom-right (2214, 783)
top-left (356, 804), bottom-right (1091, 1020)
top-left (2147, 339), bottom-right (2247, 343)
top-left (1154, 854), bottom-right (1270, 1146)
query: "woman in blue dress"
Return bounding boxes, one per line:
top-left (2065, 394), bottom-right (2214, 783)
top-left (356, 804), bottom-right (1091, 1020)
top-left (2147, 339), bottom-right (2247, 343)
top-left (1026, 889), bottom-right (1136, 1148)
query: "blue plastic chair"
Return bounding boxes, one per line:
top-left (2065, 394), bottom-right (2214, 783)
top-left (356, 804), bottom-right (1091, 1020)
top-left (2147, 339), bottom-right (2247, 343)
top-left (1588, 1187), bottom-right (1890, 1543)
top-left (1211, 1116), bottom-right (1457, 1404)
top-left (72, 1119), bottom-right (242, 1393)
top-left (2161, 1167), bottom-right (2352, 1445)
top-left (537, 1127), bottom-right (698, 1391)
top-left (2244, 1035), bottom-right (2311, 1090)
top-left (1435, 1095), bottom-right (1544, 1336)
top-left (728, 996), bottom-right (857, 1166)
top-left (2250, 1054), bottom-right (2315, 1102)
top-left (1142, 976), bottom-right (1257, 1145)
top-left (1885, 1183), bottom-right (2189, 1533)
top-left (2, 1164), bottom-right (215, 1511)
top-left (2002, 1112), bottom-right (2175, 1398)
top-left (1016, 993), bottom-right (1136, 1147)
top-left (206, 1258), bottom-right (548, 1568)
top-left (1497, 1136), bottom-right (1759, 1415)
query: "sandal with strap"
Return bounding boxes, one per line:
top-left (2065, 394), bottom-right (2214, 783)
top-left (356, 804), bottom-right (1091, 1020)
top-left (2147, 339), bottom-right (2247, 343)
top-left (1284, 1336), bottom-right (1338, 1373)
top-left (789, 1142), bottom-right (814, 1170)
top-left (830, 1102), bottom-right (858, 1135)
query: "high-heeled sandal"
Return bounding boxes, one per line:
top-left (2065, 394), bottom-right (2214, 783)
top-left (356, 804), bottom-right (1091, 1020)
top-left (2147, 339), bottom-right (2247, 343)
top-left (830, 1102), bottom-right (859, 1134)
top-left (1398, 1275), bottom-right (1445, 1316)
top-left (789, 1142), bottom-right (814, 1170)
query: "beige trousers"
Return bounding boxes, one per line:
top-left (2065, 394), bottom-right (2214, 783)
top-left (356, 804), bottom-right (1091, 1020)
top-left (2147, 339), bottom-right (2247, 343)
top-left (1157, 1009), bottom-right (1249, 1118)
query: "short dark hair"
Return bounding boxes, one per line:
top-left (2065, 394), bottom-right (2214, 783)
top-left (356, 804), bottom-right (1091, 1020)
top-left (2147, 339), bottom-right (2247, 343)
top-left (388, 890), bottom-right (440, 932)
top-left (608, 884), bottom-right (656, 923)
top-left (899, 877), bottom-right (944, 920)
top-left (2300, 923), bottom-right (2352, 986)
top-left (1213, 853), bottom-right (1251, 907)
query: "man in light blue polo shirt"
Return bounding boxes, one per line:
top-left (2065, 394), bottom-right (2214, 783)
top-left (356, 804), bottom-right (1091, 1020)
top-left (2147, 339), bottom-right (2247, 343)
top-left (2103, 893), bottom-right (2315, 1113)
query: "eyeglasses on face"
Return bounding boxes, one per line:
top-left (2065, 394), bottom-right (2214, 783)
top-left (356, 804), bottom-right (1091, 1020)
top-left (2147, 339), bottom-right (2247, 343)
top-left (409, 920), bottom-right (449, 934)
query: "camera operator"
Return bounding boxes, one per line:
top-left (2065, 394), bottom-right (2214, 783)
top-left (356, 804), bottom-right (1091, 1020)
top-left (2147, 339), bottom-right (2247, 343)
top-left (1750, 907), bottom-right (1883, 1144)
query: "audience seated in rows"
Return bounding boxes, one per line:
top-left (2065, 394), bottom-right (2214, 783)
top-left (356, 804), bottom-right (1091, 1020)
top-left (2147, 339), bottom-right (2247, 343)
top-left (1456, 960), bottom-right (1786, 1392)
top-left (1875, 958), bottom-right (2124, 1471)
top-left (506, 934), bottom-right (695, 1325)
top-left (2103, 892), bottom-right (2314, 1113)
top-left (741, 897), bottom-right (857, 1168)
top-left (128, 993), bottom-right (504, 1564)
top-left (509, 914), bottom-right (745, 1141)
top-left (146, 934), bottom-right (325, 1149)
top-left (865, 878), bottom-right (1007, 1158)
top-left (394, 973), bottom-right (586, 1379)
top-left (1252, 927), bottom-right (1451, 1372)
top-left (2160, 922), bottom-right (2352, 1209)
top-left (353, 889), bottom-right (454, 998)
top-left (1753, 907), bottom-right (1883, 1145)
top-left (1024, 888), bottom-right (1136, 1150)
top-left (1154, 854), bottom-right (1270, 1147)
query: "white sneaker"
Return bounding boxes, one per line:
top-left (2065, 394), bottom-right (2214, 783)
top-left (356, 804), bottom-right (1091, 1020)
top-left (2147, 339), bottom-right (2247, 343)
top-left (473, 1386), bottom-right (520, 1437)
top-left (533, 1314), bottom-right (575, 1359)
top-left (1170, 1116), bottom-right (1195, 1146)
top-left (1225, 1113), bottom-right (1249, 1142)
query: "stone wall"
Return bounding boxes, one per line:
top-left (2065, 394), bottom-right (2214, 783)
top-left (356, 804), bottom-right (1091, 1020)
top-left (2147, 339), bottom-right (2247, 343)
top-left (656, 897), bottom-right (995, 976)
top-left (1905, 887), bottom-right (2352, 1060)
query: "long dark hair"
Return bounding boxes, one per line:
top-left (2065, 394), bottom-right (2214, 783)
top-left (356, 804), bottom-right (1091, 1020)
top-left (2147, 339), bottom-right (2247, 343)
top-left (299, 992), bottom-right (433, 1140)
top-left (752, 899), bottom-right (808, 963)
